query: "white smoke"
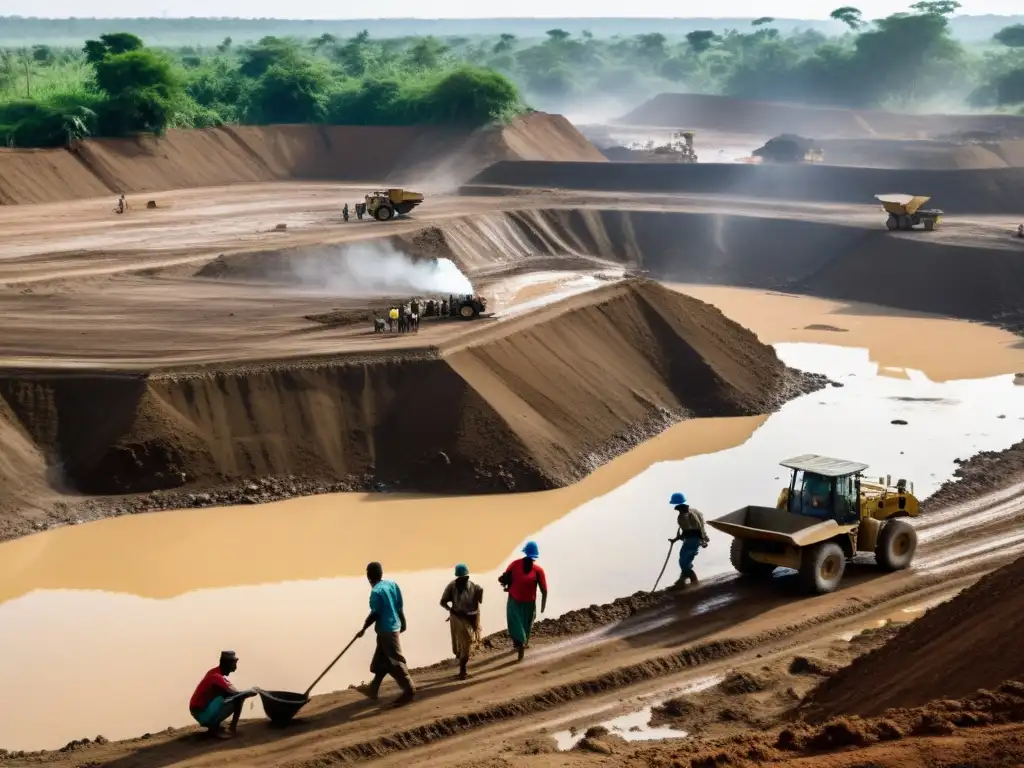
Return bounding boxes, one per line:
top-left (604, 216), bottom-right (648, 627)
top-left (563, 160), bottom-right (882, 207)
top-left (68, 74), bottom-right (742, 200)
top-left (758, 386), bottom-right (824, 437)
top-left (293, 241), bottom-right (473, 297)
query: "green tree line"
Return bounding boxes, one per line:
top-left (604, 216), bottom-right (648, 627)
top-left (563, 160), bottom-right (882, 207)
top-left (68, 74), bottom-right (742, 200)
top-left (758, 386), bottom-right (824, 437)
top-left (2, 2), bottom-right (1023, 149)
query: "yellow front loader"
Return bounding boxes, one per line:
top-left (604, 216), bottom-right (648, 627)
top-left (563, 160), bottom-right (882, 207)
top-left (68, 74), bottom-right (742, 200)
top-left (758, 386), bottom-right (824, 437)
top-left (709, 454), bottom-right (920, 595)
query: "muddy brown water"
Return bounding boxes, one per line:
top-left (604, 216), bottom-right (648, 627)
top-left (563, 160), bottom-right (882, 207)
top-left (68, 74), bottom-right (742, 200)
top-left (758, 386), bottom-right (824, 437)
top-left (1, 290), bottom-right (1022, 751)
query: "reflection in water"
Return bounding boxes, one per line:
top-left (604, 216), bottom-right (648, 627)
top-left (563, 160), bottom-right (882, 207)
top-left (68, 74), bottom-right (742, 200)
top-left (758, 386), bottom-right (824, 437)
top-left (1, 342), bottom-right (1023, 749)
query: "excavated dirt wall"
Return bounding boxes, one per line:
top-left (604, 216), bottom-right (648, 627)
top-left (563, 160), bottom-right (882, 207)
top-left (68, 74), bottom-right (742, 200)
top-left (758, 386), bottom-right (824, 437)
top-left (804, 553), bottom-right (1024, 721)
top-left (0, 114), bottom-right (603, 204)
top-left (0, 281), bottom-right (809, 500)
top-left (468, 161), bottom-right (1024, 213)
top-left (618, 92), bottom-right (1024, 139)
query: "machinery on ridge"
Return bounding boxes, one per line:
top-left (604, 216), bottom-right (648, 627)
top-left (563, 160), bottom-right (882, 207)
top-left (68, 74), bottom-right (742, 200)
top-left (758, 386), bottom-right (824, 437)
top-left (876, 194), bottom-right (943, 231)
top-left (709, 454), bottom-right (920, 595)
top-left (362, 189), bottom-right (424, 221)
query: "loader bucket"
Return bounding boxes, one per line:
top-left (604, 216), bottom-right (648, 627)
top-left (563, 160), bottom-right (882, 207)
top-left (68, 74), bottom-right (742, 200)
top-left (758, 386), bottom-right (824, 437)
top-left (875, 194), bottom-right (931, 216)
top-left (708, 505), bottom-right (851, 548)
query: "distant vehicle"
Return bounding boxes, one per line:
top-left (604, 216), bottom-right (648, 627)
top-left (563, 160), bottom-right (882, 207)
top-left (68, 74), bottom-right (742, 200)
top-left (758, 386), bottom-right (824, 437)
top-left (876, 194), bottom-right (943, 231)
top-left (709, 454), bottom-right (920, 595)
top-left (456, 295), bottom-right (487, 319)
top-left (364, 189), bottom-right (424, 221)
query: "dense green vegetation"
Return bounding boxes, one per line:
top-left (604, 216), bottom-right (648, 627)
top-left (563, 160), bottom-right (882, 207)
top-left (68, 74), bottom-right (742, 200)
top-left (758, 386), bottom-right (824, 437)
top-left (2, 4), bottom-right (1023, 148)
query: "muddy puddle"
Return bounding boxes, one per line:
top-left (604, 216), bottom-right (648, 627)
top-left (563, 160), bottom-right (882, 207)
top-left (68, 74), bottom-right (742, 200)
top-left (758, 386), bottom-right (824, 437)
top-left (1, 303), bottom-right (1023, 749)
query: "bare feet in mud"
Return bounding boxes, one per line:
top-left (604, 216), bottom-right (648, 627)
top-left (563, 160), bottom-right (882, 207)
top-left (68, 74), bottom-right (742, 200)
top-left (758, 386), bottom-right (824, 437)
top-left (355, 684), bottom-right (379, 700)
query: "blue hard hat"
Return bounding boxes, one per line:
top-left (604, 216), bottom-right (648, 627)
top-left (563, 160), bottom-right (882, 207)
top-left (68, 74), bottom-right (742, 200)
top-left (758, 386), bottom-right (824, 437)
top-left (522, 541), bottom-right (540, 559)
top-left (454, 563), bottom-right (469, 577)
top-left (670, 492), bottom-right (687, 505)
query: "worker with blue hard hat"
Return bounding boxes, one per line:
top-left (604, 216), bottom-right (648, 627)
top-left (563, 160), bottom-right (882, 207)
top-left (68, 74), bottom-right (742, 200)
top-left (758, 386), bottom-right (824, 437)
top-left (667, 492), bottom-right (709, 587)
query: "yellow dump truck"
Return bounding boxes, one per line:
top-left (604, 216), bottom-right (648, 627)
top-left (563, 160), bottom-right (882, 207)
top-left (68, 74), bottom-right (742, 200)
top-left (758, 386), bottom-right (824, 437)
top-left (364, 189), bottom-right (424, 221)
top-left (876, 194), bottom-right (943, 231)
top-left (709, 454), bottom-right (920, 595)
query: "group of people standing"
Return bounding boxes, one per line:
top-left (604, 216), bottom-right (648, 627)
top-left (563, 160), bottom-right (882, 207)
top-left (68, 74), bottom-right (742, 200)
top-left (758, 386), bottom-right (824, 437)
top-left (373, 295), bottom-right (470, 334)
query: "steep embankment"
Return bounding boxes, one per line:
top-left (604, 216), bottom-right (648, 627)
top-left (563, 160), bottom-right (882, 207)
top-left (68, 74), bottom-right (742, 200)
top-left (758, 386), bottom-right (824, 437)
top-left (0, 113), bottom-right (603, 204)
top-left (468, 161), bottom-right (1024, 213)
top-left (402, 208), bottom-right (1024, 327)
top-left (618, 92), bottom-right (1024, 140)
top-left (804, 552), bottom-right (1024, 721)
top-left (0, 281), bottom-right (811, 512)
top-left (815, 137), bottom-right (1024, 169)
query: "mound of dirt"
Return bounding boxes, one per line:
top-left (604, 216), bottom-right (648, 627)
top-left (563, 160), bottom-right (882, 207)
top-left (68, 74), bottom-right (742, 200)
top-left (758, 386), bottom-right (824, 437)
top-left (0, 113), bottom-right (603, 204)
top-left (618, 92), bottom-right (1024, 140)
top-left (469, 160), bottom-right (1024, 213)
top-left (0, 280), bottom-right (816, 506)
top-left (803, 553), bottom-right (1024, 721)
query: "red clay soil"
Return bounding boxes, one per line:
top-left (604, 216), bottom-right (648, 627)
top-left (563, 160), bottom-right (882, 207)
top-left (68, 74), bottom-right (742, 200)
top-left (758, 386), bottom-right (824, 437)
top-left (0, 113), bottom-right (603, 205)
top-left (802, 553), bottom-right (1024, 721)
top-left (618, 92), bottom-right (1024, 140)
top-left (0, 280), bottom-right (817, 529)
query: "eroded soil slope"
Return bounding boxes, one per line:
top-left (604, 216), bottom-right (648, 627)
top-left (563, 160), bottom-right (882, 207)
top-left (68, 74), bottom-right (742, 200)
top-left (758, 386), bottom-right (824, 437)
top-left (0, 113), bottom-right (602, 204)
top-left (803, 551), bottom-right (1024, 721)
top-left (0, 281), bottom-right (816, 521)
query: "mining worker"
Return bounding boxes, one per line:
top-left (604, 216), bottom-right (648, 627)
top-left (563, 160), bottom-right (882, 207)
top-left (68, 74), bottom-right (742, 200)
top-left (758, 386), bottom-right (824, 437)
top-left (668, 492), bottom-right (709, 587)
top-left (440, 564), bottom-right (484, 680)
top-left (388, 306), bottom-right (399, 332)
top-left (343, 203), bottom-right (350, 222)
top-left (1018, 223), bottom-right (1023, 238)
top-left (188, 651), bottom-right (256, 739)
top-left (440, 299), bottom-right (448, 317)
top-left (356, 203), bottom-right (365, 220)
top-left (498, 541), bottom-right (547, 662)
top-left (115, 194), bottom-right (127, 214)
top-left (357, 562), bottom-right (416, 706)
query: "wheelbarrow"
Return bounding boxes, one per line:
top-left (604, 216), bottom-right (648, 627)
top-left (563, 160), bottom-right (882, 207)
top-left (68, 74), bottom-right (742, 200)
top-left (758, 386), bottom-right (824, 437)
top-left (255, 632), bottom-right (360, 725)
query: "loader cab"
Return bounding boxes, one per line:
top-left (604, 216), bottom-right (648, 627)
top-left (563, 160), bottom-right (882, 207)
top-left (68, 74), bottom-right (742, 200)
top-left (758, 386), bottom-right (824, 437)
top-left (779, 455), bottom-right (868, 525)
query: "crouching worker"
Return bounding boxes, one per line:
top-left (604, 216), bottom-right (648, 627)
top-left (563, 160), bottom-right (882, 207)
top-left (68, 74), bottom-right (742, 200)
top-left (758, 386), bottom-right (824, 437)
top-left (668, 492), bottom-right (709, 587)
top-left (440, 563), bottom-right (484, 680)
top-left (189, 650), bottom-right (256, 738)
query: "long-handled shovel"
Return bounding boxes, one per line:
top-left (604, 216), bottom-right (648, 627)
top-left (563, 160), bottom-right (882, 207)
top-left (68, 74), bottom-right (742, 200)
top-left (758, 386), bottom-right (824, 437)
top-left (255, 632), bottom-right (361, 725)
top-left (652, 539), bottom-right (676, 593)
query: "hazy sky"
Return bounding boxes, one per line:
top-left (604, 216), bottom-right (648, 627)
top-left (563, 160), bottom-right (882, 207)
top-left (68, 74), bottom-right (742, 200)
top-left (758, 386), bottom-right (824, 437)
top-left (4, 0), bottom-right (1022, 19)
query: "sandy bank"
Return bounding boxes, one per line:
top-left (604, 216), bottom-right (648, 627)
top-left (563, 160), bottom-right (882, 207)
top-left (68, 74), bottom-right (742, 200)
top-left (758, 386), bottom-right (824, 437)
top-left (0, 280), bottom-right (817, 536)
top-left (0, 113), bottom-right (602, 205)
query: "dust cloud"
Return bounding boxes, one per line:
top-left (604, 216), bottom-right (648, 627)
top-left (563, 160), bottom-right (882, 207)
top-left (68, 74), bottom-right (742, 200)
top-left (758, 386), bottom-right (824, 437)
top-left (294, 241), bottom-right (473, 297)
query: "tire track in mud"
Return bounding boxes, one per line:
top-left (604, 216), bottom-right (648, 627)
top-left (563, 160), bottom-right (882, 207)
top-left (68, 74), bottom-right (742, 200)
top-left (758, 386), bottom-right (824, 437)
top-left (281, 560), bottom-right (1008, 768)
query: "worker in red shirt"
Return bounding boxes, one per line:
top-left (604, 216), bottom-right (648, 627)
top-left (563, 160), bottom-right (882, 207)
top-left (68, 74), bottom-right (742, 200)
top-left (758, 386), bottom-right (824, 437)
top-left (188, 651), bottom-right (256, 738)
top-left (498, 541), bottom-right (548, 661)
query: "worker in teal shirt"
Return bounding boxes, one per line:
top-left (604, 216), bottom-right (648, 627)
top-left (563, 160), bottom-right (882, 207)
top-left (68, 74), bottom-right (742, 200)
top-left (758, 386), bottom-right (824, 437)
top-left (356, 561), bottom-right (415, 705)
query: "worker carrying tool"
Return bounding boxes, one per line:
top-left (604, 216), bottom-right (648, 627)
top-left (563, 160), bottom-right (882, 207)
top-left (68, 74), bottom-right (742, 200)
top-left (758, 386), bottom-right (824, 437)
top-left (439, 563), bottom-right (484, 680)
top-left (356, 562), bottom-right (416, 706)
top-left (188, 651), bottom-right (256, 739)
top-left (668, 492), bottom-right (709, 587)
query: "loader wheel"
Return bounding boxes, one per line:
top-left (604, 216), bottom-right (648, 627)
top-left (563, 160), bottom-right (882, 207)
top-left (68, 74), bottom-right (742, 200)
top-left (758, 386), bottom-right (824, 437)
top-left (459, 304), bottom-right (476, 319)
top-left (875, 519), bottom-right (917, 571)
top-left (729, 539), bottom-right (776, 578)
top-left (924, 219), bottom-right (935, 231)
top-left (799, 541), bottom-right (846, 595)
top-left (886, 214), bottom-right (898, 231)
top-left (375, 206), bottom-right (393, 222)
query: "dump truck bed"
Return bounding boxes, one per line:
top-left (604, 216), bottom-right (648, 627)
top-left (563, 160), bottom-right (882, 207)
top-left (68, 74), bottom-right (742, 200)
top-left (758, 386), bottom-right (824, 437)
top-left (709, 505), bottom-right (854, 547)
top-left (875, 194), bottom-right (931, 216)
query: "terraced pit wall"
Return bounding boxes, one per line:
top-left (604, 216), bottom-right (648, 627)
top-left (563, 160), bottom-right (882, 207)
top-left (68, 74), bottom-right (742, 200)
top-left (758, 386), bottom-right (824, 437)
top-left (0, 282), bottom-right (805, 504)
top-left (468, 161), bottom-right (1024, 214)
